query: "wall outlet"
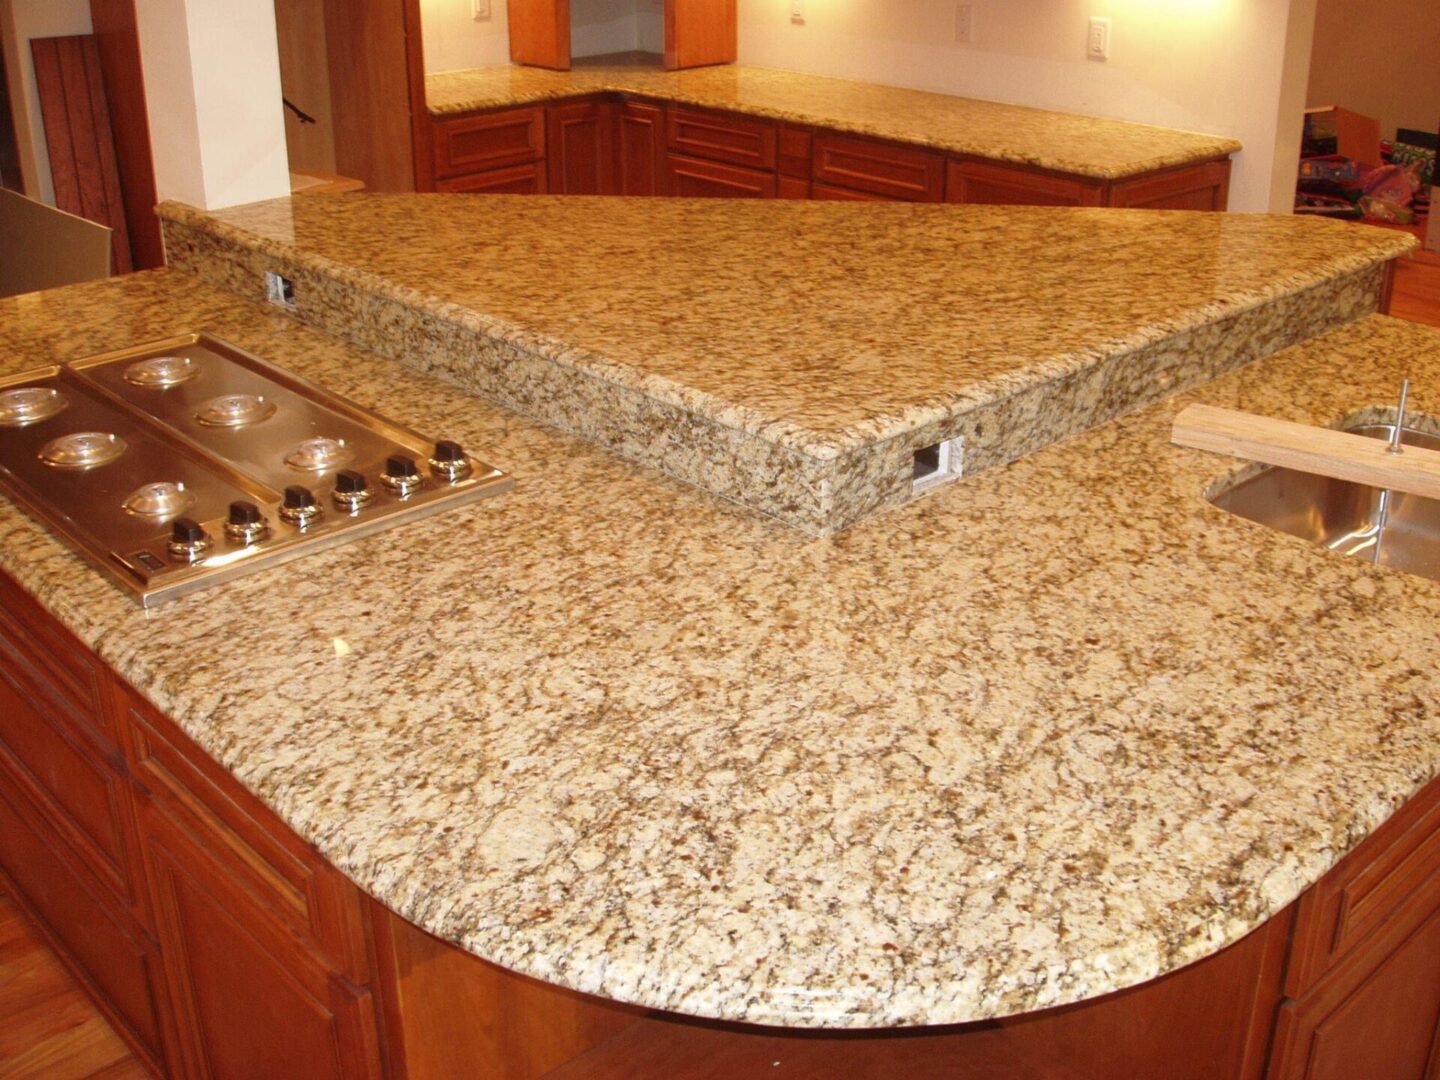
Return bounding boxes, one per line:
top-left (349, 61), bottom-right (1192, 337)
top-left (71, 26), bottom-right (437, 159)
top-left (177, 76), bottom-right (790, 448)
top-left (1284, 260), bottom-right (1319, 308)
top-left (954, 4), bottom-right (974, 44)
top-left (472, 0), bottom-right (491, 21)
top-left (791, 0), bottom-right (804, 25)
top-left (1087, 16), bottom-right (1110, 61)
top-left (264, 271), bottom-right (296, 310)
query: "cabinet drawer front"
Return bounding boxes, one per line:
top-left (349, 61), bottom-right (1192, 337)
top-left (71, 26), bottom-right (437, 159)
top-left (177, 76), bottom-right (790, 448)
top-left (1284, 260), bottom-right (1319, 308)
top-left (0, 782), bottom-right (166, 1068)
top-left (123, 690), bottom-right (370, 981)
top-left (0, 573), bottom-right (112, 748)
top-left (667, 107), bottom-right (777, 170)
top-left (433, 107), bottom-right (545, 179)
top-left (664, 153), bottom-right (776, 198)
top-left (1106, 160), bottom-right (1230, 211)
top-left (0, 669), bottom-right (134, 899)
top-left (813, 133), bottom-right (944, 201)
top-left (1287, 776), bottom-right (1440, 997)
top-left (436, 162), bottom-right (548, 195)
top-left (946, 159), bottom-right (1104, 207)
top-left (812, 181), bottom-right (894, 202)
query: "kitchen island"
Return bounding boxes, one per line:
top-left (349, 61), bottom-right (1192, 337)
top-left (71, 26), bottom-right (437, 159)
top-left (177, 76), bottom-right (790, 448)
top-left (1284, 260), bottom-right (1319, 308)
top-left (0, 198), bottom-right (1438, 1078)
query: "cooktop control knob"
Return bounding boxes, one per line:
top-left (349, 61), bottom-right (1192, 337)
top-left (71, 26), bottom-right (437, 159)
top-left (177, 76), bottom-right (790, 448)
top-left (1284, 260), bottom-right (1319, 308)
top-left (429, 439), bottom-right (472, 483)
top-left (166, 517), bottom-right (211, 562)
top-left (380, 454), bottom-right (423, 497)
top-left (223, 500), bottom-right (270, 545)
top-left (279, 485), bottom-right (321, 528)
top-left (331, 469), bottom-right (373, 513)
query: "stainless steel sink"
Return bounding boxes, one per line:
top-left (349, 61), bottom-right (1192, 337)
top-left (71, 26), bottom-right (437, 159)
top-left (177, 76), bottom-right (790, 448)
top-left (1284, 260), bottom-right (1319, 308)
top-left (1209, 423), bottom-right (1440, 582)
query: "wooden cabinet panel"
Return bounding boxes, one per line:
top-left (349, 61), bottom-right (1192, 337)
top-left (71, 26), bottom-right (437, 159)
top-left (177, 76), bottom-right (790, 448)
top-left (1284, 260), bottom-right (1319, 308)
top-left (812, 132), bottom-right (944, 202)
top-left (812, 181), bottom-right (893, 202)
top-left (1107, 160), bottom-right (1231, 211)
top-left (666, 106), bottom-right (776, 170)
top-left (1286, 775), bottom-right (1440, 998)
top-left (507, 0), bottom-right (571, 70)
top-left (615, 100), bottom-right (667, 196)
top-left (1268, 903), bottom-right (1440, 1080)
top-left (123, 691), bottom-right (372, 983)
top-left (664, 0), bottom-right (737, 70)
top-left (777, 176), bottom-right (810, 199)
top-left (0, 669), bottom-right (136, 901)
top-left (778, 125), bottom-right (811, 178)
top-left (142, 806), bottom-right (383, 1080)
top-left (0, 781), bottom-right (166, 1071)
top-left (433, 107), bottom-right (545, 180)
top-left (946, 158), bottom-right (1105, 207)
top-left (547, 98), bottom-right (614, 195)
top-left (436, 163), bottom-right (548, 195)
top-left (664, 153), bottom-right (775, 198)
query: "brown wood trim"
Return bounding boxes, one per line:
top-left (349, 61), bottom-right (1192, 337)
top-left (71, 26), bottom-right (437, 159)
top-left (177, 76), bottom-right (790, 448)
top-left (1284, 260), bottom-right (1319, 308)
top-left (402, 0), bottom-right (434, 192)
top-left (87, 1), bottom-right (162, 269)
top-left (1380, 259), bottom-right (1397, 315)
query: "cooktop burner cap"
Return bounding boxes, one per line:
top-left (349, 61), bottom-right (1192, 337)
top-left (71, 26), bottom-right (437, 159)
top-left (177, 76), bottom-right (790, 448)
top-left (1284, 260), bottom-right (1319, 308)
top-left (284, 436), bottom-right (352, 471)
top-left (123, 481), bottom-right (194, 518)
top-left (40, 431), bottom-right (127, 469)
top-left (124, 355), bottom-right (198, 388)
top-left (196, 393), bottom-right (277, 428)
top-left (0, 387), bottom-right (68, 427)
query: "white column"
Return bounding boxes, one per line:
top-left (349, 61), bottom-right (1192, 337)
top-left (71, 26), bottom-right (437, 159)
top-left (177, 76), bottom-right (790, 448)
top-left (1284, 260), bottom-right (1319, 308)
top-left (134, 0), bottom-right (290, 209)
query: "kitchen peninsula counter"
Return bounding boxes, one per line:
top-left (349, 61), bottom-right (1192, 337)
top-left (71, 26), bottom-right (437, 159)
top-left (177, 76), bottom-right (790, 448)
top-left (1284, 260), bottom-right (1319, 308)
top-left (426, 59), bottom-right (1242, 182)
top-left (1, 255), bottom-right (1437, 1037)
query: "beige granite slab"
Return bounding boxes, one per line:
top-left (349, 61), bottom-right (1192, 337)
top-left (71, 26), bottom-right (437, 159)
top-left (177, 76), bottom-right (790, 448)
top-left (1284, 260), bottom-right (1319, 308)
top-left (160, 195), bottom-right (1409, 534)
top-left (425, 58), bottom-right (1242, 181)
top-left (0, 269), bottom-right (1436, 1029)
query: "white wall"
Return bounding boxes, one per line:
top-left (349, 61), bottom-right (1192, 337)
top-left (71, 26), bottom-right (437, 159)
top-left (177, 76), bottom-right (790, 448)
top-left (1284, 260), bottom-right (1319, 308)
top-left (421, 0), bottom-right (511, 72)
top-left (135, 0), bottom-right (291, 209)
top-left (0, 0), bottom-right (93, 205)
top-left (739, 0), bottom-right (1308, 212)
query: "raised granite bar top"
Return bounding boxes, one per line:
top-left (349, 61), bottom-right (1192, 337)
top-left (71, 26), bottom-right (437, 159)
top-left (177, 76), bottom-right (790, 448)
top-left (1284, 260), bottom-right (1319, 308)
top-left (160, 196), bottom-right (1409, 534)
top-left (426, 57), bottom-right (1242, 180)
top-left (1, 269), bottom-right (1436, 1029)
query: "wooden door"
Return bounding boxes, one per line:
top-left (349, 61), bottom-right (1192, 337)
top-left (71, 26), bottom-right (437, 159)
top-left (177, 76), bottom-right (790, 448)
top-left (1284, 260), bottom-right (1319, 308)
top-left (547, 99), bottom-right (614, 194)
top-left (140, 805), bottom-right (383, 1080)
top-left (509, 0), bottom-right (571, 70)
top-left (616, 101), bottom-right (667, 196)
top-left (664, 0), bottom-right (736, 70)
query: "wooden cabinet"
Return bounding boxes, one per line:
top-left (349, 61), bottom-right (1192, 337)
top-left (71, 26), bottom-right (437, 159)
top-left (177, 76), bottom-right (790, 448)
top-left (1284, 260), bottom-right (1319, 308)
top-left (1107, 160), bottom-right (1231, 211)
top-left (666, 106), bottom-right (777, 171)
top-left (812, 182), bottom-right (895, 202)
top-left (433, 107), bottom-right (545, 181)
top-left (664, 153), bottom-right (775, 198)
top-left (436, 163), bottom-right (547, 195)
top-left (547, 98), bottom-right (615, 195)
top-left (946, 158), bottom-right (1105, 207)
top-left (812, 132), bottom-right (945, 201)
top-left (507, 0), bottom-right (734, 72)
top-left (615, 101), bottom-right (668, 196)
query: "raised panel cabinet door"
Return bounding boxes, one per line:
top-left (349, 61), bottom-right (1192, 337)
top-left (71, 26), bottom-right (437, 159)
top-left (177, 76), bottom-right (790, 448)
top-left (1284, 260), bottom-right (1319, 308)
top-left (433, 108), bottom-right (545, 180)
top-left (946, 159), bottom-right (1105, 207)
top-left (664, 0), bottom-right (737, 70)
top-left (436, 163), bottom-right (548, 194)
top-left (811, 132), bottom-right (944, 202)
top-left (1267, 903), bottom-right (1440, 1080)
top-left (547, 99), bottom-right (615, 195)
top-left (664, 153), bottom-right (775, 198)
top-left (616, 101), bottom-right (667, 196)
top-left (1106, 160), bottom-right (1232, 211)
top-left (508, 0), bottom-right (570, 69)
top-left (142, 807), bottom-right (383, 1080)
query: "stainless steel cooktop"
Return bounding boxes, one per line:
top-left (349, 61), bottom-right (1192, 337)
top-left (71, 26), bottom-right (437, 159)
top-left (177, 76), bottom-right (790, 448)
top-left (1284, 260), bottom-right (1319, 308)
top-left (0, 333), bottom-right (511, 606)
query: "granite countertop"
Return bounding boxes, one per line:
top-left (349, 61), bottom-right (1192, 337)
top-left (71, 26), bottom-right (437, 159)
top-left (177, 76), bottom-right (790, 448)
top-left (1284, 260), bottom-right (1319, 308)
top-left (1, 268), bottom-right (1437, 1029)
top-left (426, 57), bottom-right (1243, 180)
top-left (159, 196), bottom-right (1411, 534)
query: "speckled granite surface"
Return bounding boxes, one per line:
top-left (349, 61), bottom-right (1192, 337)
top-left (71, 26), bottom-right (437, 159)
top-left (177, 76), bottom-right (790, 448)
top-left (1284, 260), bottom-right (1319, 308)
top-left (160, 195), bottom-right (1410, 533)
top-left (1, 270), bottom-right (1437, 1029)
top-left (425, 58), bottom-right (1242, 181)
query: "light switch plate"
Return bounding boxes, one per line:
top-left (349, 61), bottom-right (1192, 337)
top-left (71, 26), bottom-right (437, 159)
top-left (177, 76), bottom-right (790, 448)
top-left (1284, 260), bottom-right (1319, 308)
top-left (472, 0), bottom-right (491, 20)
top-left (791, 0), bottom-right (804, 24)
top-left (1087, 16), bottom-right (1110, 61)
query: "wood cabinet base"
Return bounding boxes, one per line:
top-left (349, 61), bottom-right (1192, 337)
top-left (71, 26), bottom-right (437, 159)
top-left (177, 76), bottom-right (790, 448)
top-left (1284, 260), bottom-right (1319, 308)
top-left (3, 567), bottom-right (1437, 1079)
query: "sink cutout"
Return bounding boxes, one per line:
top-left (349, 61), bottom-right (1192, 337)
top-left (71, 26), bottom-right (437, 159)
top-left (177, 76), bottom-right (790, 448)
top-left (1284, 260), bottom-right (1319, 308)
top-left (1209, 421), bottom-right (1440, 582)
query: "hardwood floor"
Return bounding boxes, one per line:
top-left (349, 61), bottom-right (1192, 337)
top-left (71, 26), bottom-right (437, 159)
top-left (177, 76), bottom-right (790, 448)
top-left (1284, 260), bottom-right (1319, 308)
top-left (0, 891), bottom-right (150, 1080)
top-left (1390, 248), bottom-right (1440, 328)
